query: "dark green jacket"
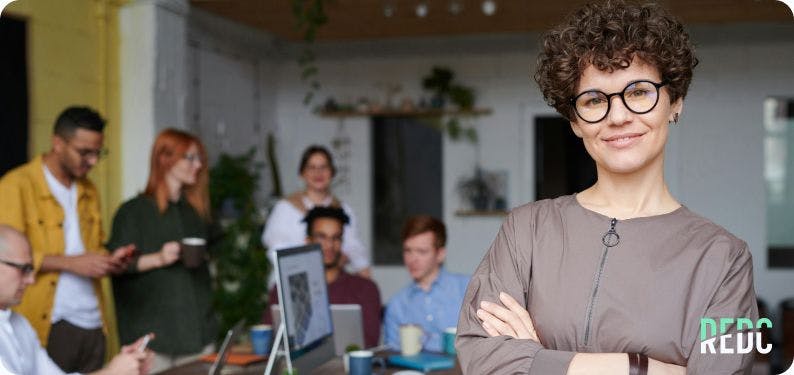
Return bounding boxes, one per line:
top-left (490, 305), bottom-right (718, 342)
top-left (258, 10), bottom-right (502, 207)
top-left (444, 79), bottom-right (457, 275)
top-left (109, 195), bottom-right (217, 355)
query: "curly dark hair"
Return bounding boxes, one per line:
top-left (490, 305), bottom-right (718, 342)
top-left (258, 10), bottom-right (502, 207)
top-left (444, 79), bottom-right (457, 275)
top-left (303, 206), bottom-right (350, 237)
top-left (535, 0), bottom-right (698, 121)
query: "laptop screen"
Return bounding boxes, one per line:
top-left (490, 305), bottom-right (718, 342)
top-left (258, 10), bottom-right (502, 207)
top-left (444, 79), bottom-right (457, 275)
top-left (272, 304), bottom-right (364, 356)
top-left (274, 244), bottom-right (334, 352)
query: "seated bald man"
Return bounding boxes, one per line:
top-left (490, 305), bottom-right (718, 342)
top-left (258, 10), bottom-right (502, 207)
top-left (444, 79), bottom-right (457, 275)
top-left (0, 225), bottom-right (152, 375)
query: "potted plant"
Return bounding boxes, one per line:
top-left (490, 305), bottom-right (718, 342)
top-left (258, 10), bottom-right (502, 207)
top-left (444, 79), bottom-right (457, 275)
top-left (422, 66), bottom-right (454, 108)
top-left (209, 149), bottom-right (270, 340)
top-left (457, 168), bottom-right (493, 211)
top-left (420, 66), bottom-right (479, 143)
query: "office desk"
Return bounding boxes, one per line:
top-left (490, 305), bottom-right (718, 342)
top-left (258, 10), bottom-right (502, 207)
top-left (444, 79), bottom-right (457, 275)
top-left (159, 352), bottom-right (462, 375)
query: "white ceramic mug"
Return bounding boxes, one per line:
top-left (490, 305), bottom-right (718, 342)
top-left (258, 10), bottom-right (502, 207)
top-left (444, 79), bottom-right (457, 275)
top-left (399, 324), bottom-right (423, 356)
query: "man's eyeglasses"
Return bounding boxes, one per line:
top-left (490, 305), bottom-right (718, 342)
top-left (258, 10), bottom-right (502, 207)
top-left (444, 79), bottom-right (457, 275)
top-left (68, 144), bottom-right (109, 160)
top-left (0, 259), bottom-right (34, 276)
top-left (310, 233), bottom-right (343, 244)
top-left (570, 80), bottom-right (667, 123)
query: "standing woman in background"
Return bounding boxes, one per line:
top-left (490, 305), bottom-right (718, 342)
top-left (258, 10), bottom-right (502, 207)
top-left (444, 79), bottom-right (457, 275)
top-left (109, 129), bottom-right (217, 373)
top-left (262, 145), bottom-right (371, 277)
top-left (457, 1), bottom-right (757, 374)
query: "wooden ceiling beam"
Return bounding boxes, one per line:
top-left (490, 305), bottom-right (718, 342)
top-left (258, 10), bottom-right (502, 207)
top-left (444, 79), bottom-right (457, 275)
top-left (190, 0), bottom-right (793, 41)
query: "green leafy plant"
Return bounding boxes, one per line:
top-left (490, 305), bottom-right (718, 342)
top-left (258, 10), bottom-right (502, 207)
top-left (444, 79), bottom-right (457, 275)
top-left (345, 344), bottom-right (361, 353)
top-left (421, 65), bottom-right (479, 143)
top-left (292, 0), bottom-right (328, 105)
top-left (209, 149), bottom-right (270, 340)
top-left (449, 84), bottom-right (475, 109)
top-left (422, 66), bottom-right (454, 105)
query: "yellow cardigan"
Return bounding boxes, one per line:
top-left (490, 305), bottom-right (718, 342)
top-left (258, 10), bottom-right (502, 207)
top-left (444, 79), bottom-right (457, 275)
top-left (0, 155), bottom-right (109, 344)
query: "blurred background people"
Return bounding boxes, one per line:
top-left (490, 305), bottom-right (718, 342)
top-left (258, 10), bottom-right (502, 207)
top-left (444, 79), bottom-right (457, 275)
top-left (108, 129), bottom-right (217, 373)
top-left (384, 215), bottom-right (469, 352)
top-left (0, 224), bottom-right (152, 375)
top-left (262, 145), bottom-right (371, 278)
top-left (0, 106), bottom-right (135, 373)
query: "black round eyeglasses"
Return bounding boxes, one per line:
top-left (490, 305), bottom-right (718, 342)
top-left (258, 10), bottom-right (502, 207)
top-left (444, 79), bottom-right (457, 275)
top-left (570, 80), bottom-right (668, 123)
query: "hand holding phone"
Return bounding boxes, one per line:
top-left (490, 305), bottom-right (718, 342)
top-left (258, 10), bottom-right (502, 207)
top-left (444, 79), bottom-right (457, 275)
top-left (137, 333), bottom-right (153, 353)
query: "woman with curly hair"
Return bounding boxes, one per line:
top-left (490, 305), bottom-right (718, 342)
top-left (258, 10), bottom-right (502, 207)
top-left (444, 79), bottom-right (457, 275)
top-left (456, 1), bottom-right (757, 374)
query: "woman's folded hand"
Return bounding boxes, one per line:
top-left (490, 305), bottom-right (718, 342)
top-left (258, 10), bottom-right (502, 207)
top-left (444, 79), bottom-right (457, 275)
top-left (476, 291), bottom-right (539, 342)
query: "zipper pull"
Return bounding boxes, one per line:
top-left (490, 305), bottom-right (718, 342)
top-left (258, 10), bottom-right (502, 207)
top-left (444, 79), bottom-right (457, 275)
top-left (602, 218), bottom-right (620, 247)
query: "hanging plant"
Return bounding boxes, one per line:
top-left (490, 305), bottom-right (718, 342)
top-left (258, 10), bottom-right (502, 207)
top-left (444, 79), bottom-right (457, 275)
top-left (292, 0), bottom-right (328, 105)
top-left (421, 65), bottom-right (479, 143)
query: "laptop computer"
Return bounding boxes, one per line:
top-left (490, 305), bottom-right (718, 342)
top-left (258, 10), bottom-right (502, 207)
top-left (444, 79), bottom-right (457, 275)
top-left (208, 320), bottom-right (245, 375)
top-left (271, 303), bottom-right (365, 356)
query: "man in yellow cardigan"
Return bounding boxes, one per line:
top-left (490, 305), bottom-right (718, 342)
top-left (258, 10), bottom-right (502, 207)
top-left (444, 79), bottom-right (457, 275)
top-left (0, 106), bottom-right (135, 373)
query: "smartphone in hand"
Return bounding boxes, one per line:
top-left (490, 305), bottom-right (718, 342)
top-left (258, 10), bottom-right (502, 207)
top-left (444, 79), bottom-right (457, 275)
top-left (137, 333), bottom-right (153, 353)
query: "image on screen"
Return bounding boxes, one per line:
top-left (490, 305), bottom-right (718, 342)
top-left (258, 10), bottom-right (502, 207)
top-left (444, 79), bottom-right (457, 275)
top-left (275, 245), bottom-right (333, 352)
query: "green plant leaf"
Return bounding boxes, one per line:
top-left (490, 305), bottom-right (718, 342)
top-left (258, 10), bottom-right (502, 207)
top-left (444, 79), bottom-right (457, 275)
top-left (209, 149), bottom-right (270, 342)
top-left (450, 85), bottom-right (475, 109)
top-left (447, 118), bottom-right (461, 140)
top-left (301, 66), bottom-right (318, 80)
top-left (465, 127), bottom-right (478, 143)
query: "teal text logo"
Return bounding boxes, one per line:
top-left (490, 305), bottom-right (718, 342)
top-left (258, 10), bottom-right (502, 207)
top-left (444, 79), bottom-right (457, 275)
top-left (699, 317), bottom-right (771, 354)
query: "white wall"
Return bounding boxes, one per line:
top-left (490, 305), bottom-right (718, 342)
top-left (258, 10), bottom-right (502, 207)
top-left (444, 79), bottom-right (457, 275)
top-left (671, 24), bottom-right (794, 315)
top-left (119, 0), bottom-right (190, 199)
top-left (186, 9), bottom-right (281, 202)
top-left (269, 25), bottom-right (794, 309)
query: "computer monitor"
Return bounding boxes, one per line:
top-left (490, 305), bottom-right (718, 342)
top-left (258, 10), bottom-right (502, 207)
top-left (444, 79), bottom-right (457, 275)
top-left (273, 244), bottom-right (336, 372)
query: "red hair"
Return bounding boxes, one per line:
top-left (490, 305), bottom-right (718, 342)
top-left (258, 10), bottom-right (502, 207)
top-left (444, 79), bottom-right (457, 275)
top-left (144, 129), bottom-right (210, 220)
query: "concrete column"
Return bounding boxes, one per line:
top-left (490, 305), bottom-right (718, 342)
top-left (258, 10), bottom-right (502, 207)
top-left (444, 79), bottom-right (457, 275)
top-left (119, 0), bottom-right (189, 199)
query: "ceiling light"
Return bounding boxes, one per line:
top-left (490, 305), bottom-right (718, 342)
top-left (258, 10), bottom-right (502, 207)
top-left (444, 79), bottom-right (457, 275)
top-left (481, 0), bottom-right (496, 16)
top-left (416, 2), bottom-right (428, 17)
top-left (448, 0), bottom-right (463, 15)
top-left (383, 0), bottom-right (396, 17)
top-left (383, 4), bottom-right (396, 17)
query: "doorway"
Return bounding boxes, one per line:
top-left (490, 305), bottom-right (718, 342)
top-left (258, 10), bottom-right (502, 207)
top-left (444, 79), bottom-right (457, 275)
top-left (0, 16), bottom-right (29, 176)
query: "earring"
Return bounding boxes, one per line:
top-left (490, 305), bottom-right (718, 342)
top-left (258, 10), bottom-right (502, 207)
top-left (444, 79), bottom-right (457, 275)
top-left (673, 113), bottom-right (679, 124)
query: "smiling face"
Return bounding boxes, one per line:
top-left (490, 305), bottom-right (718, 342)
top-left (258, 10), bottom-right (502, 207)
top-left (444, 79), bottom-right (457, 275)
top-left (301, 153), bottom-right (334, 193)
top-left (167, 143), bottom-right (203, 187)
top-left (570, 58), bottom-right (683, 176)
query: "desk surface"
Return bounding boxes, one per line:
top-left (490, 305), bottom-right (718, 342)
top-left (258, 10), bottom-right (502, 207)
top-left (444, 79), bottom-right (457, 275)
top-left (159, 351), bottom-right (462, 375)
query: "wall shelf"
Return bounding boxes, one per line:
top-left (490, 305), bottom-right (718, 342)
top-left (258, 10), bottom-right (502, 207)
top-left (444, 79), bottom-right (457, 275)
top-left (316, 108), bottom-right (492, 119)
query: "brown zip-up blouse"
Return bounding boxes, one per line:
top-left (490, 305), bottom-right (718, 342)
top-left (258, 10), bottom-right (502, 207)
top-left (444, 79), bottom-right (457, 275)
top-left (456, 195), bottom-right (757, 374)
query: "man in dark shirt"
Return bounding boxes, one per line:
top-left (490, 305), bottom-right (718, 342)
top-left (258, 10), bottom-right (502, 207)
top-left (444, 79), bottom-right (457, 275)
top-left (264, 207), bottom-right (382, 348)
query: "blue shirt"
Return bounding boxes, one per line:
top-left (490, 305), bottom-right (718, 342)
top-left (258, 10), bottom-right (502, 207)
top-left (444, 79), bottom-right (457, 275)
top-left (384, 269), bottom-right (470, 352)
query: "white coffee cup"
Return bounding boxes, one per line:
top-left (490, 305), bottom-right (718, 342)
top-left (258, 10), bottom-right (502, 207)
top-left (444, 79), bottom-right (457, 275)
top-left (399, 324), bottom-right (423, 356)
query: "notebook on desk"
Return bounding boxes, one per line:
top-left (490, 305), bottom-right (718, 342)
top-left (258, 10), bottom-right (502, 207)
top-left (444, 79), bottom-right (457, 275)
top-left (388, 352), bottom-right (455, 372)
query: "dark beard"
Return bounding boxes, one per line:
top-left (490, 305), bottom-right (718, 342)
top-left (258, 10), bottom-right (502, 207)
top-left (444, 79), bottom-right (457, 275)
top-left (323, 251), bottom-right (342, 269)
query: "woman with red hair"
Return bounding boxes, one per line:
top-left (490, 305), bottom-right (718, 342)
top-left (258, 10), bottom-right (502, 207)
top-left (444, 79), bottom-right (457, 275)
top-left (109, 129), bottom-right (217, 372)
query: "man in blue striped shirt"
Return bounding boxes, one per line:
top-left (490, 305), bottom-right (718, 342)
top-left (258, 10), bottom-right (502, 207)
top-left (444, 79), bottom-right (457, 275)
top-left (383, 216), bottom-right (470, 353)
